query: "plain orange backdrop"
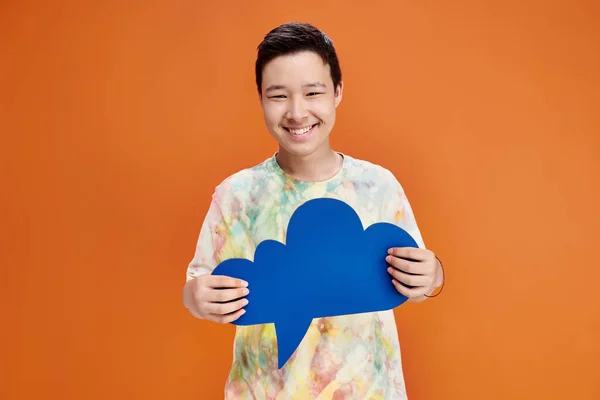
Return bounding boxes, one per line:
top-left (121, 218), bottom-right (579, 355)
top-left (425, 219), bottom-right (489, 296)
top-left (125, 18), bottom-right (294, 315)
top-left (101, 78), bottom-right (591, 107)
top-left (1, 0), bottom-right (599, 399)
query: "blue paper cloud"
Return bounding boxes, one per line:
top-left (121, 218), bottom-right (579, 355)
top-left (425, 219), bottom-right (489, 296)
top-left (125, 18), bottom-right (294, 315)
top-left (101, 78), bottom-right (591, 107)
top-left (211, 197), bottom-right (419, 368)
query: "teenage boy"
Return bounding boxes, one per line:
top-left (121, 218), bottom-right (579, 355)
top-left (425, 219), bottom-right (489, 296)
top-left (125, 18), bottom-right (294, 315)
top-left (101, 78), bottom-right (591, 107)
top-left (183, 22), bottom-right (444, 399)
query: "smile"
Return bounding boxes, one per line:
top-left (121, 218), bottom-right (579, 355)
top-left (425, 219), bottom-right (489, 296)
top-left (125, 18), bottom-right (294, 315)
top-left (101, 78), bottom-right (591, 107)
top-left (283, 123), bottom-right (319, 136)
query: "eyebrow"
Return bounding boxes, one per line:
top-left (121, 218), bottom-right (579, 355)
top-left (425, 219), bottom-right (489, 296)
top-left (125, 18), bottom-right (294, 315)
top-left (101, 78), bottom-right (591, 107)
top-left (265, 82), bottom-right (327, 93)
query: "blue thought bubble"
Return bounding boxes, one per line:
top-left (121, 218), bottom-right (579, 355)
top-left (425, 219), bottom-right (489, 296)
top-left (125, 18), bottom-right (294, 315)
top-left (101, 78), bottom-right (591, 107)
top-left (211, 197), bottom-right (419, 368)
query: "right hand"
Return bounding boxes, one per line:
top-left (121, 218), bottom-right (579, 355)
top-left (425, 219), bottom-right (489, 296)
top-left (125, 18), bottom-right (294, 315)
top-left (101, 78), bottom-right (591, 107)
top-left (184, 274), bottom-right (249, 324)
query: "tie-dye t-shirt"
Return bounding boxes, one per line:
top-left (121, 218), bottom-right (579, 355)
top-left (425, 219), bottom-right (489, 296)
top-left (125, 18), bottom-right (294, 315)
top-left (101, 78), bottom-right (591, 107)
top-left (186, 153), bottom-right (425, 399)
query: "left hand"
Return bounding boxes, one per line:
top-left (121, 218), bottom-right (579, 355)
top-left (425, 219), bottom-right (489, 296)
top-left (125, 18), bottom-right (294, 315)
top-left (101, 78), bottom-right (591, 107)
top-left (386, 247), bottom-right (441, 299)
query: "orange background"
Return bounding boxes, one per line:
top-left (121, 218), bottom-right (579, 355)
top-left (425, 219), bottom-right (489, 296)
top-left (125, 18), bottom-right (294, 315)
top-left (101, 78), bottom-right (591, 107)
top-left (2, 0), bottom-right (599, 399)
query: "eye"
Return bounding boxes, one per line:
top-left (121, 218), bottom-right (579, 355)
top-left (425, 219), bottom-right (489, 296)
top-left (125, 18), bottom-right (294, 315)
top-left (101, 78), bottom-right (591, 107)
top-left (307, 92), bottom-right (325, 97)
top-left (268, 95), bottom-right (286, 99)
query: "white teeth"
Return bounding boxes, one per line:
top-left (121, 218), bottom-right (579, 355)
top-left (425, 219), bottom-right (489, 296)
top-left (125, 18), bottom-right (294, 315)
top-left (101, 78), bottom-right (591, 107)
top-left (288, 125), bottom-right (314, 135)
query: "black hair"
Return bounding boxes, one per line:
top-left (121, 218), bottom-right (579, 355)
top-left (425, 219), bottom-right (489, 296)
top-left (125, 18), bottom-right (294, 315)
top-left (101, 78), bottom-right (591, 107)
top-left (255, 22), bottom-right (342, 94)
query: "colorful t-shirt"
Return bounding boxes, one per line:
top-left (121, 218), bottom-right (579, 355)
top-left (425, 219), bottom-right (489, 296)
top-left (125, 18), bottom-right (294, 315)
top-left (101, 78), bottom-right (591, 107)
top-left (187, 153), bottom-right (425, 400)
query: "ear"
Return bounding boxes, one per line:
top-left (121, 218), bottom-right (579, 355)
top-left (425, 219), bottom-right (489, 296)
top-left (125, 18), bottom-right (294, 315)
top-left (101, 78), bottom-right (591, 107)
top-left (258, 90), bottom-right (264, 108)
top-left (334, 81), bottom-right (344, 108)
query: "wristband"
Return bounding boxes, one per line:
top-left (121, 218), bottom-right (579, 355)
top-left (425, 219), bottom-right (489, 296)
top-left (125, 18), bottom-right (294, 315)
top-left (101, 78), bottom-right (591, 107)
top-left (424, 256), bottom-right (445, 298)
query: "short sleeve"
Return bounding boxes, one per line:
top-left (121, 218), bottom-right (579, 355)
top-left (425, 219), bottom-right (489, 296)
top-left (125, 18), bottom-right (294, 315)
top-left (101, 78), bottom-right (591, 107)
top-left (381, 171), bottom-right (427, 249)
top-left (185, 196), bottom-right (225, 281)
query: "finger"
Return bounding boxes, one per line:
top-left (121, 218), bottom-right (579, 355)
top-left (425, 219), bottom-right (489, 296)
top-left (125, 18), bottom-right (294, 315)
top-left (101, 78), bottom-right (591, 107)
top-left (387, 267), bottom-right (431, 288)
top-left (210, 308), bottom-right (247, 324)
top-left (386, 255), bottom-right (421, 275)
top-left (206, 287), bottom-right (249, 303)
top-left (388, 247), bottom-right (429, 262)
top-left (392, 279), bottom-right (429, 298)
top-left (207, 297), bottom-right (249, 316)
top-left (208, 275), bottom-right (249, 289)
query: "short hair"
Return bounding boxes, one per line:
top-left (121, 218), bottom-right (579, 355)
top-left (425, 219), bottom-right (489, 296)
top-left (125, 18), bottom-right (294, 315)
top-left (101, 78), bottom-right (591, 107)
top-left (255, 22), bottom-right (342, 95)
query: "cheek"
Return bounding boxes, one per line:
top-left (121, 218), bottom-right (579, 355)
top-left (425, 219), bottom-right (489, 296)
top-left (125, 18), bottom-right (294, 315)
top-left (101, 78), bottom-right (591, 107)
top-left (313, 102), bottom-right (335, 121)
top-left (263, 105), bottom-right (284, 125)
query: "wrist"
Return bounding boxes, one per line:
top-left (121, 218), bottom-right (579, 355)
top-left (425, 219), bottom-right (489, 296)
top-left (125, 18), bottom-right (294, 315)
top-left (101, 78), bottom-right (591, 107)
top-left (434, 258), bottom-right (444, 287)
top-left (424, 256), bottom-right (445, 299)
top-left (182, 278), bottom-right (196, 310)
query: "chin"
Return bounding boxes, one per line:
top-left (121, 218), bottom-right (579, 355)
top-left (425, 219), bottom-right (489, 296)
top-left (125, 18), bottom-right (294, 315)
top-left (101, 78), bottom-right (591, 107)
top-left (279, 144), bottom-right (319, 157)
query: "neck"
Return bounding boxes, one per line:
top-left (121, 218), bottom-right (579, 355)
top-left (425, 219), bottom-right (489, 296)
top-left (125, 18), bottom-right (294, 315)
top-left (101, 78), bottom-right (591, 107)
top-left (276, 142), bottom-right (342, 182)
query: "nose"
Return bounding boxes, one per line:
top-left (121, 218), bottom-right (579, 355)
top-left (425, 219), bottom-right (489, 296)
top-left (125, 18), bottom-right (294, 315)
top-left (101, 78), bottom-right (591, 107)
top-left (285, 97), bottom-right (309, 122)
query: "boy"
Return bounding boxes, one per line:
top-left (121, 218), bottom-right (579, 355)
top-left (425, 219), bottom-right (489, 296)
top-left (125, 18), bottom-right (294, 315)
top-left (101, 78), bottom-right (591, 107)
top-left (182, 22), bottom-right (444, 399)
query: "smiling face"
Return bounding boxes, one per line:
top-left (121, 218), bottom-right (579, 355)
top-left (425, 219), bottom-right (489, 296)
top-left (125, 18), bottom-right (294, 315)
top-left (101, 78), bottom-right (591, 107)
top-left (259, 51), bottom-right (343, 158)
